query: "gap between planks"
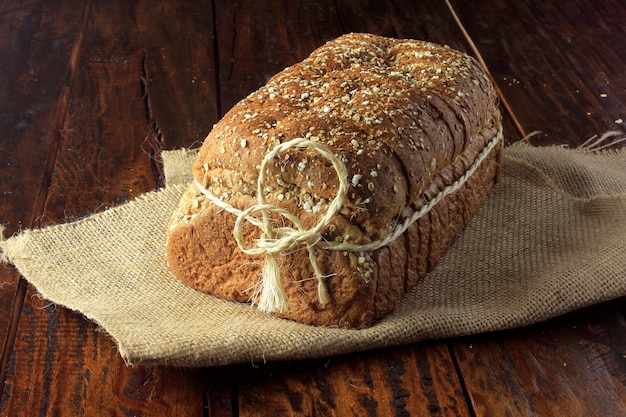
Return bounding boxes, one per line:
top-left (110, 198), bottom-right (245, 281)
top-left (0, 0), bottom-right (94, 398)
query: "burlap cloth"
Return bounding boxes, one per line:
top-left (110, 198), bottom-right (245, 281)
top-left (1, 141), bottom-right (625, 367)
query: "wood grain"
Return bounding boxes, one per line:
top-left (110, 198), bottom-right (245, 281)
top-left (0, 0), bottom-right (624, 416)
top-left (1, 1), bottom-right (213, 415)
top-left (4, 300), bottom-right (208, 416)
top-left (206, 368), bottom-right (237, 417)
top-left (445, 1), bottom-right (626, 415)
top-left (131, 0), bottom-right (220, 152)
top-left (449, 0), bottom-right (626, 146)
top-left (0, 0), bottom-right (85, 235)
top-left (237, 343), bottom-right (472, 417)
top-left (0, 0), bottom-right (91, 400)
top-left (213, 0), bottom-right (343, 114)
top-left (453, 300), bottom-right (626, 417)
top-left (334, 0), bottom-right (465, 49)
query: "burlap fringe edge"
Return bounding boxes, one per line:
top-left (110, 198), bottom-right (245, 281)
top-left (519, 130), bottom-right (626, 153)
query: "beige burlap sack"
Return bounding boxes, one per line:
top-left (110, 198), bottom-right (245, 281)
top-left (1, 139), bottom-right (625, 367)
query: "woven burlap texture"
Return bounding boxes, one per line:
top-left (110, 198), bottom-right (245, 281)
top-left (1, 143), bottom-right (625, 367)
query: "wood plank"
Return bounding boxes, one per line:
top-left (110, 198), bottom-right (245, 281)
top-left (5, 301), bottom-right (209, 416)
top-left (237, 343), bottom-right (472, 417)
top-left (1, 1), bottom-right (217, 415)
top-left (1, 1), bottom-right (622, 416)
top-left (334, 0), bottom-right (466, 49)
top-left (448, 0), bottom-right (626, 415)
top-left (453, 300), bottom-right (626, 417)
top-left (449, 0), bottom-right (626, 146)
top-left (213, 0), bottom-right (343, 114)
top-left (206, 367), bottom-right (237, 417)
top-left (0, 0), bottom-right (90, 399)
top-left (132, 0), bottom-right (220, 152)
top-left (0, 0), bottom-right (84, 235)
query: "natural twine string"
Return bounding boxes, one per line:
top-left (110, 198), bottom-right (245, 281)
top-left (195, 137), bottom-right (348, 313)
top-left (195, 129), bottom-right (503, 313)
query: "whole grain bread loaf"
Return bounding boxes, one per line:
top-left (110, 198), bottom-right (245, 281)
top-left (166, 33), bottom-right (503, 328)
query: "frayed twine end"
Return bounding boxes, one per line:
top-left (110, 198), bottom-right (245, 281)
top-left (522, 131), bottom-right (543, 144)
top-left (519, 130), bottom-right (626, 153)
top-left (255, 249), bottom-right (332, 313)
top-left (579, 131), bottom-right (626, 152)
top-left (256, 254), bottom-right (290, 313)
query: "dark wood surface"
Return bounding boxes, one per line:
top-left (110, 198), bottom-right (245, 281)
top-left (1, 0), bottom-right (624, 415)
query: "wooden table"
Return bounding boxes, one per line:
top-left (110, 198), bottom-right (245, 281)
top-left (1, 1), bottom-right (625, 415)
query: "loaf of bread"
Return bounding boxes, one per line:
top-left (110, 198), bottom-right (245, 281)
top-left (166, 33), bottom-right (503, 328)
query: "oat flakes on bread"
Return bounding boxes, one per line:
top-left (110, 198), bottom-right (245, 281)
top-left (166, 33), bottom-right (503, 328)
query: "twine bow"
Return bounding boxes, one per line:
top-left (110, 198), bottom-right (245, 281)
top-left (196, 137), bottom-right (348, 313)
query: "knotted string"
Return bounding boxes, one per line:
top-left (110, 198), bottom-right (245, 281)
top-left (194, 128), bottom-right (503, 313)
top-left (195, 137), bottom-right (349, 313)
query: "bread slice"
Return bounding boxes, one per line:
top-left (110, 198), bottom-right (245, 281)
top-left (166, 33), bottom-right (503, 328)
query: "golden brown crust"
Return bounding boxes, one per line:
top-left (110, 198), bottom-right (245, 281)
top-left (166, 33), bottom-right (503, 328)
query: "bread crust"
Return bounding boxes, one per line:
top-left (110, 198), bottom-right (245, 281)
top-left (166, 33), bottom-right (503, 328)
